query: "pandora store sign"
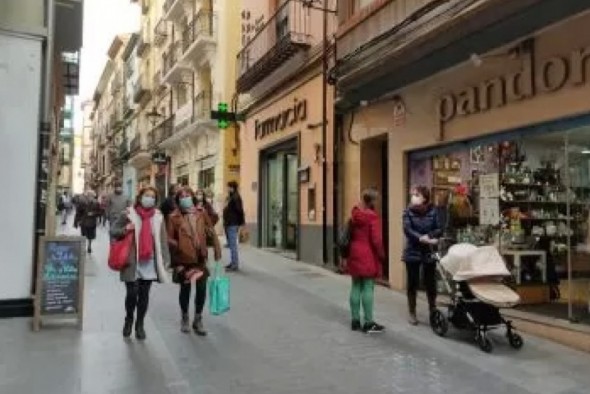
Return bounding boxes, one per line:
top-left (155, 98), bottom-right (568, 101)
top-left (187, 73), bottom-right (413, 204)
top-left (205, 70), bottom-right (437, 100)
top-left (254, 99), bottom-right (307, 140)
top-left (437, 41), bottom-right (590, 124)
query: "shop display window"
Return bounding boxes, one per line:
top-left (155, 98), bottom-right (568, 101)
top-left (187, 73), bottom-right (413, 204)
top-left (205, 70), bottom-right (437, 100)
top-left (408, 126), bottom-right (590, 324)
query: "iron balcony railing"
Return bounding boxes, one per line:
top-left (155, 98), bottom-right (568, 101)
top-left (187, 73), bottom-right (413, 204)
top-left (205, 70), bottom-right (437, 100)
top-left (181, 11), bottom-right (215, 53)
top-left (193, 90), bottom-right (212, 120)
top-left (154, 18), bottom-right (168, 47)
top-left (150, 116), bottom-right (175, 147)
top-left (162, 41), bottom-right (181, 76)
top-left (236, 0), bottom-right (311, 92)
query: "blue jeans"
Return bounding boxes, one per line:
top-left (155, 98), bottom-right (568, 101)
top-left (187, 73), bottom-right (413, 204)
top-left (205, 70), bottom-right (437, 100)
top-left (226, 225), bottom-right (240, 266)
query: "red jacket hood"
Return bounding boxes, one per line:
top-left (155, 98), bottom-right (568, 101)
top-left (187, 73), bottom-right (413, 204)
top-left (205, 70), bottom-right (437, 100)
top-left (351, 206), bottom-right (378, 225)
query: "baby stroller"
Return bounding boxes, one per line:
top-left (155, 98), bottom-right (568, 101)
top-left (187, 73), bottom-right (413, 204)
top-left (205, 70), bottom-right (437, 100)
top-left (429, 243), bottom-right (524, 353)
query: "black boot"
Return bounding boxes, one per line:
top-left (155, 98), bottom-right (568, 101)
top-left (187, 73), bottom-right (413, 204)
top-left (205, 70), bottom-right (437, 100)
top-left (135, 319), bottom-right (146, 340)
top-left (122, 317), bottom-right (133, 338)
top-left (408, 294), bottom-right (418, 326)
top-left (192, 314), bottom-right (207, 336)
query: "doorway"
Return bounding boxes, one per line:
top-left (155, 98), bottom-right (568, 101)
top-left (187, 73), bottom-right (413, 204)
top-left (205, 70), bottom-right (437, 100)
top-left (261, 140), bottom-right (299, 253)
top-left (360, 137), bottom-right (389, 280)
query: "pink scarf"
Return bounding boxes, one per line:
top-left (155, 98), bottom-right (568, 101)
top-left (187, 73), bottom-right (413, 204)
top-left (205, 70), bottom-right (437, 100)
top-left (135, 206), bottom-right (156, 261)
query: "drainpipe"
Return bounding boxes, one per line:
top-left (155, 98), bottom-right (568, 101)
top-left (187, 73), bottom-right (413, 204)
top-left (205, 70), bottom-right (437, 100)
top-left (321, 3), bottom-right (328, 265)
top-left (34, 0), bottom-right (55, 292)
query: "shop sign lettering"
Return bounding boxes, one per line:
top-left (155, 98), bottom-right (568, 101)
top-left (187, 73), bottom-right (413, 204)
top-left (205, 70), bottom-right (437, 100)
top-left (438, 42), bottom-right (590, 124)
top-left (254, 99), bottom-right (307, 140)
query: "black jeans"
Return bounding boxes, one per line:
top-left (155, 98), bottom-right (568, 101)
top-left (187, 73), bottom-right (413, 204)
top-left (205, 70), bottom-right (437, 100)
top-left (125, 280), bottom-right (152, 322)
top-left (405, 260), bottom-right (437, 306)
top-left (179, 276), bottom-right (207, 316)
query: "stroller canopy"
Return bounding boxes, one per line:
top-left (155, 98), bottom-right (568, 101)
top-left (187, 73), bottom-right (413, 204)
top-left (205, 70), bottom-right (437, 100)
top-left (440, 244), bottom-right (511, 281)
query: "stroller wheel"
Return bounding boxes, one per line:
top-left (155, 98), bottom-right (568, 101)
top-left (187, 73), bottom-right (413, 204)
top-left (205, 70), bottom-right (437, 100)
top-left (508, 333), bottom-right (524, 350)
top-left (430, 309), bottom-right (448, 337)
top-left (477, 333), bottom-right (493, 353)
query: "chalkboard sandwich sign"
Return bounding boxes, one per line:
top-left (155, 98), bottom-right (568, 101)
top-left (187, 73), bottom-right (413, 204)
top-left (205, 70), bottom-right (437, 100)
top-left (33, 236), bottom-right (86, 331)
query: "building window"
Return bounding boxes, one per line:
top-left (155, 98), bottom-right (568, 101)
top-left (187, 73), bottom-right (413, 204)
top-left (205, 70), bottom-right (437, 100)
top-left (198, 167), bottom-right (215, 191)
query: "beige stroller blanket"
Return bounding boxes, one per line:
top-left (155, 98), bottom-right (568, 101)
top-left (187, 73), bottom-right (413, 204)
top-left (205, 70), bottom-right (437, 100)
top-left (441, 244), bottom-right (520, 308)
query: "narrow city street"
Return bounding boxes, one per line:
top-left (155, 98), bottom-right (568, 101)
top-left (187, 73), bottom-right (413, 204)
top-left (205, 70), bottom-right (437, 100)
top-left (0, 221), bottom-right (588, 394)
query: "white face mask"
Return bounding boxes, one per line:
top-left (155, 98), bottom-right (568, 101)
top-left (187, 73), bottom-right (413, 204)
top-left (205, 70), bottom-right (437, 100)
top-left (410, 195), bottom-right (424, 206)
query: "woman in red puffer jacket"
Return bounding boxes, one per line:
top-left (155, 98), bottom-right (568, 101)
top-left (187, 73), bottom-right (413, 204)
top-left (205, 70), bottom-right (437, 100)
top-left (346, 188), bottom-right (386, 334)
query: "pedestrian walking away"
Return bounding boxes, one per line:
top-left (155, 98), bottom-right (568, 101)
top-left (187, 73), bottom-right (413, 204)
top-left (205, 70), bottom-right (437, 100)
top-left (167, 187), bottom-right (221, 336)
top-left (223, 180), bottom-right (245, 271)
top-left (403, 185), bottom-right (442, 325)
top-left (160, 184), bottom-right (179, 222)
top-left (345, 188), bottom-right (386, 334)
top-left (59, 191), bottom-right (72, 225)
top-left (110, 186), bottom-right (171, 340)
top-left (106, 181), bottom-right (131, 232)
top-left (74, 190), bottom-right (100, 254)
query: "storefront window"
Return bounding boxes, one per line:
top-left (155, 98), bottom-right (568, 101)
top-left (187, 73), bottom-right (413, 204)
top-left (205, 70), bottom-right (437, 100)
top-left (408, 126), bottom-right (590, 324)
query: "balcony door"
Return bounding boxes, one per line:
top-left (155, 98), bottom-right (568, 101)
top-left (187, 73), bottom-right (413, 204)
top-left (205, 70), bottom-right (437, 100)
top-left (275, 0), bottom-right (289, 40)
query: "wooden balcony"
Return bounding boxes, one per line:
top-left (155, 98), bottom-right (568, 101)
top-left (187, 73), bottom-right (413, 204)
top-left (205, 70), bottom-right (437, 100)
top-left (236, 0), bottom-right (312, 93)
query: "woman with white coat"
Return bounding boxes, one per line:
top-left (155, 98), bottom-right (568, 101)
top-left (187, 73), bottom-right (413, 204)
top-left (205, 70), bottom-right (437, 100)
top-left (110, 186), bottom-right (170, 340)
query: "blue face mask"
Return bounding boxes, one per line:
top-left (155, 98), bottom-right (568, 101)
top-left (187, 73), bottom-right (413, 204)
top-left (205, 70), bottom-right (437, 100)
top-left (179, 196), bottom-right (194, 210)
top-left (141, 196), bottom-right (156, 208)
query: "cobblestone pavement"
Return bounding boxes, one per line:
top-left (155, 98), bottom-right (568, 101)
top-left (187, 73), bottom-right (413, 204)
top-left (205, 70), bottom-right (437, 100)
top-left (1, 222), bottom-right (589, 393)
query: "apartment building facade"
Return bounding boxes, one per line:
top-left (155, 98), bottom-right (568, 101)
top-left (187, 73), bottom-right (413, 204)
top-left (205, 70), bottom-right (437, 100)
top-left (236, 0), bottom-right (337, 265)
top-left (90, 35), bottom-right (132, 196)
top-left (140, 0), bottom-right (241, 208)
top-left (334, 0), bottom-right (590, 349)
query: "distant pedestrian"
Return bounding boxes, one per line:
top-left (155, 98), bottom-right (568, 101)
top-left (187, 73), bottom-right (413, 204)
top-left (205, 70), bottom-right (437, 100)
top-left (403, 185), bottom-right (441, 325)
top-left (59, 192), bottom-right (72, 225)
top-left (167, 187), bottom-right (221, 335)
top-left (75, 190), bottom-right (100, 254)
top-left (99, 194), bottom-right (108, 227)
top-left (110, 186), bottom-right (170, 340)
top-left (160, 184), bottom-right (179, 221)
top-left (222, 181), bottom-right (245, 271)
top-left (345, 188), bottom-right (386, 334)
top-left (106, 181), bottom-right (131, 230)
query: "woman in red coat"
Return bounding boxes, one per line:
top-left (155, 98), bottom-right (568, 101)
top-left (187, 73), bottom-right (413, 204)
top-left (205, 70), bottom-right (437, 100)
top-left (346, 188), bottom-right (386, 334)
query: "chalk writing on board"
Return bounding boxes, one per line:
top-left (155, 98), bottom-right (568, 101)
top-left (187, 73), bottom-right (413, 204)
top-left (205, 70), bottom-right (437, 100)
top-left (41, 241), bottom-right (81, 315)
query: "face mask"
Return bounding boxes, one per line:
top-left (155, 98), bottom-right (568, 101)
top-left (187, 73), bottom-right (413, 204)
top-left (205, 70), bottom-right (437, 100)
top-left (114, 188), bottom-right (122, 195)
top-left (179, 196), bottom-right (194, 210)
top-left (196, 194), bottom-right (204, 202)
top-left (206, 197), bottom-right (212, 204)
top-left (410, 195), bottom-right (424, 206)
top-left (141, 196), bottom-right (156, 208)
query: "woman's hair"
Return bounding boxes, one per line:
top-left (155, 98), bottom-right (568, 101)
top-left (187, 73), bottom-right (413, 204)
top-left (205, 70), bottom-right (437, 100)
top-left (135, 186), bottom-right (159, 206)
top-left (175, 186), bottom-right (196, 206)
top-left (361, 188), bottom-right (380, 206)
top-left (413, 185), bottom-right (431, 204)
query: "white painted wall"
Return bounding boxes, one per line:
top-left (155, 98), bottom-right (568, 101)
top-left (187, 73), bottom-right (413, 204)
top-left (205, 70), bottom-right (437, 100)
top-left (0, 33), bottom-right (42, 300)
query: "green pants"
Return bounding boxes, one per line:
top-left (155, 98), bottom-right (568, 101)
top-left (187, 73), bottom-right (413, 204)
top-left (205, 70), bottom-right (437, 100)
top-left (349, 278), bottom-right (375, 323)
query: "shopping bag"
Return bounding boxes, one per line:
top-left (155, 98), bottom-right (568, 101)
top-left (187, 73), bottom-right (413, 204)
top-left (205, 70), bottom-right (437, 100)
top-left (108, 231), bottom-right (133, 271)
top-left (208, 263), bottom-right (230, 315)
top-left (239, 227), bottom-right (249, 243)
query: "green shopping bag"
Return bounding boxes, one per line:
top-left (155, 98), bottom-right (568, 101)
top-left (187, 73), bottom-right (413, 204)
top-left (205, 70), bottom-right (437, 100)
top-left (208, 262), bottom-right (230, 315)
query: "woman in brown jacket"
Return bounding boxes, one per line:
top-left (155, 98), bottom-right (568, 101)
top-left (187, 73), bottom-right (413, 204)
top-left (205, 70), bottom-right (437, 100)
top-left (167, 187), bottom-right (221, 335)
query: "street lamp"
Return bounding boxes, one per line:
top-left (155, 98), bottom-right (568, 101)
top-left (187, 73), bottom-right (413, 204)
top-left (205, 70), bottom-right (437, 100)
top-left (302, 0), bottom-right (337, 265)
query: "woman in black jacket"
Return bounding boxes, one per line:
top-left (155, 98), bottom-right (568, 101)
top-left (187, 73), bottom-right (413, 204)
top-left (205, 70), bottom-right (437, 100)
top-left (223, 181), bottom-right (245, 271)
top-left (402, 186), bottom-right (442, 325)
